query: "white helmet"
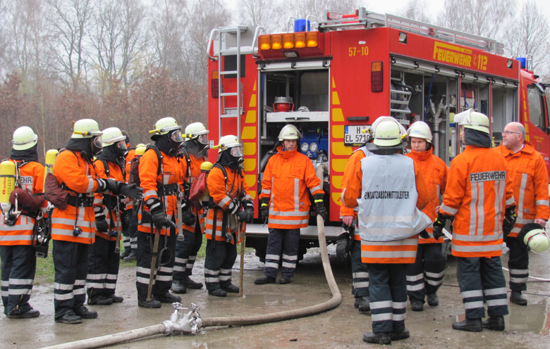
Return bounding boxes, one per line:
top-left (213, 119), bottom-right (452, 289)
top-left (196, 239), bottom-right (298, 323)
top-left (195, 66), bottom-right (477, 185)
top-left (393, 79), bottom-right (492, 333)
top-left (407, 121), bottom-right (433, 143)
top-left (218, 135), bottom-right (242, 154)
top-left (185, 122), bottom-right (209, 145)
top-left (71, 119), bottom-right (102, 139)
top-left (524, 228), bottom-right (550, 254)
top-left (372, 117), bottom-right (407, 147)
top-left (149, 117), bottom-right (183, 142)
top-left (454, 109), bottom-right (490, 134)
top-left (12, 126), bottom-right (38, 150)
top-left (278, 124), bottom-right (302, 141)
top-left (101, 127), bottom-right (126, 147)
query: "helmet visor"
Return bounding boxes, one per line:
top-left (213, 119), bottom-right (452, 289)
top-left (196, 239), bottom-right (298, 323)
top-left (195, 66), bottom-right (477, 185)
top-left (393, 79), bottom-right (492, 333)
top-left (171, 130), bottom-right (184, 143)
top-left (116, 140), bottom-right (127, 151)
top-left (197, 134), bottom-right (208, 145)
top-left (230, 146), bottom-right (243, 157)
top-left (92, 136), bottom-right (103, 149)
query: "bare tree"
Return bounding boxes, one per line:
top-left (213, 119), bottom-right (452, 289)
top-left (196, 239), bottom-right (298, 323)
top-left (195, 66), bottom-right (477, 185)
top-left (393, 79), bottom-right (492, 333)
top-left (285, 0), bottom-right (366, 29)
top-left (398, 0), bottom-right (431, 23)
top-left (438, 0), bottom-right (515, 39)
top-left (503, 0), bottom-right (550, 71)
top-left (238, 0), bottom-right (284, 33)
top-left (48, 0), bottom-right (94, 91)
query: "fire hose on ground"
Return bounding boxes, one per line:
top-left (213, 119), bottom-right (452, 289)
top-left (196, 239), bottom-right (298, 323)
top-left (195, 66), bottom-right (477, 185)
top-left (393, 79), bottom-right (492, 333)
top-left (42, 165), bottom-right (341, 349)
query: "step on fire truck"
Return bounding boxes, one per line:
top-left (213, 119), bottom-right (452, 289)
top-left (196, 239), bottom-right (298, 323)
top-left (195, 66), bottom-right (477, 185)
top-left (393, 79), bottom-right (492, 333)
top-left (206, 7), bottom-right (550, 261)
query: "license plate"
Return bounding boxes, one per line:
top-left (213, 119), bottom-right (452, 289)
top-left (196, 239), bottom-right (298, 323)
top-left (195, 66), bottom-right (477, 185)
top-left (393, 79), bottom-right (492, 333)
top-left (344, 125), bottom-right (370, 145)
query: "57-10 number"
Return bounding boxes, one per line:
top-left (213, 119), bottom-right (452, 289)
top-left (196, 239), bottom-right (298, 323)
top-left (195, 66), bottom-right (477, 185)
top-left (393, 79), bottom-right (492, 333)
top-left (349, 46), bottom-right (369, 56)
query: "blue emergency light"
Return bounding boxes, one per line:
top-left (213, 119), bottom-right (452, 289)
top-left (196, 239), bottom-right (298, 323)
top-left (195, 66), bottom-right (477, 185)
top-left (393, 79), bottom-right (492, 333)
top-left (294, 19), bottom-right (310, 32)
top-left (516, 57), bottom-right (527, 69)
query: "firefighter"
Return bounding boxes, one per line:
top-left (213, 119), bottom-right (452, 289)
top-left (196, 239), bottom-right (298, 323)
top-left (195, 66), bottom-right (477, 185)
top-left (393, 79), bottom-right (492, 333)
top-left (136, 117), bottom-right (186, 308)
top-left (50, 119), bottom-right (142, 324)
top-left (342, 117), bottom-right (430, 345)
top-left (204, 135), bottom-right (253, 297)
top-left (122, 141), bottom-right (145, 261)
top-left (494, 122), bottom-right (549, 306)
top-left (405, 121), bottom-right (448, 312)
top-left (254, 125), bottom-right (325, 285)
top-left (339, 116), bottom-right (395, 313)
top-left (86, 127), bottom-right (128, 306)
top-left (172, 122), bottom-right (209, 294)
top-left (435, 110), bottom-right (514, 332)
top-left (119, 131), bottom-right (133, 260)
top-left (0, 126), bottom-right (46, 319)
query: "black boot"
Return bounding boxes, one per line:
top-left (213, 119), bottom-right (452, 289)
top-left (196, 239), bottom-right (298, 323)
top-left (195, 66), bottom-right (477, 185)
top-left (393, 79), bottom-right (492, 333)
top-left (222, 284), bottom-right (239, 293)
top-left (427, 293), bottom-right (439, 306)
top-left (138, 299), bottom-right (161, 308)
top-left (452, 318), bottom-right (482, 332)
top-left (120, 249), bottom-right (130, 260)
top-left (171, 280), bottom-right (188, 294)
top-left (108, 294), bottom-right (124, 303)
top-left (254, 275), bottom-right (276, 285)
top-left (123, 252), bottom-right (137, 261)
top-left (88, 296), bottom-right (113, 306)
top-left (182, 276), bottom-right (203, 289)
top-left (7, 309), bottom-right (40, 319)
top-left (411, 300), bottom-right (424, 311)
top-left (278, 277), bottom-right (291, 284)
top-left (55, 312), bottom-right (82, 324)
top-left (482, 316), bottom-right (505, 331)
top-left (363, 332), bottom-right (391, 345)
top-left (74, 306), bottom-right (98, 319)
top-left (208, 288), bottom-right (227, 297)
top-left (157, 292), bottom-right (181, 303)
top-left (510, 291), bottom-right (527, 305)
top-left (391, 328), bottom-right (410, 340)
top-left (354, 296), bottom-right (370, 312)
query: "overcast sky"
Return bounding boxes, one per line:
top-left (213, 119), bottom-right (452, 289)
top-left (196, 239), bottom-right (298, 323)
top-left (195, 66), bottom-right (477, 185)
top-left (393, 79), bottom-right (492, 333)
top-left (223, 0), bottom-right (550, 24)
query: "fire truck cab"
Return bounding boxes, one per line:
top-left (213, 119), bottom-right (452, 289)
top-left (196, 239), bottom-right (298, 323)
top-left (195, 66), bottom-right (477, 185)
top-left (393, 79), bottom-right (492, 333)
top-left (206, 8), bottom-right (550, 261)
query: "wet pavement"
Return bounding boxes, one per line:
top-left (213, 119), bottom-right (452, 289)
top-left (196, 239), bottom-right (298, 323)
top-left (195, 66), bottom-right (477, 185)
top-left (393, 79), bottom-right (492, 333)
top-left (2, 246), bottom-right (550, 348)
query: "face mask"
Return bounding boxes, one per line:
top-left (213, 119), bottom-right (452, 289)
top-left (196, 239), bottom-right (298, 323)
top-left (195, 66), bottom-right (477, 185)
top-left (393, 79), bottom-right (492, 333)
top-left (115, 140), bottom-right (127, 156)
top-left (91, 136), bottom-right (103, 156)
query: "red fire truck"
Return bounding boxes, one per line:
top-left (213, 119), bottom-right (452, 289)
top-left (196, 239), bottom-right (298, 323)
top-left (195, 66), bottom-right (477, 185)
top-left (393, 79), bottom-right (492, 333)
top-left (206, 8), bottom-right (550, 260)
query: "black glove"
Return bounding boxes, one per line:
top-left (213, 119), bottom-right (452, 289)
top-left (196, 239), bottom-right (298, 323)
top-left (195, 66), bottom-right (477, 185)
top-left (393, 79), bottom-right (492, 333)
top-left (432, 214), bottom-right (448, 240)
top-left (419, 230), bottom-right (430, 239)
top-left (336, 232), bottom-right (353, 255)
top-left (260, 197), bottom-right (269, 221)
top-left (121, 211), bottom-right (129, 231)
top-left (182, 208), bottom-right (196, 226)
top-left (503, 205), bottom-right (517, 238)
top-left (313, 193), bottom-right (327, 222)
top-left (147, 198), bottom-right (166, 229)
top-left (243, 199), bottom-right (254, 223)
top-left (120, 183), bottom-right (143, 201)
top-left (227, 198), bottom-right (240, 215)
top-left (95, 212), bottom-right (109, 233)
top-left (237, 210), bottom-right (248, 222)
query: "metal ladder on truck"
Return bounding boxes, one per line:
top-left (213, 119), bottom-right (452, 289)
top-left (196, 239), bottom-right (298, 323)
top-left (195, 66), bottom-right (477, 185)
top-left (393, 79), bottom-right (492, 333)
top-left (207, 26), bottom-right (264, 142)
top-left (318, 7), bottom-right (504, 55)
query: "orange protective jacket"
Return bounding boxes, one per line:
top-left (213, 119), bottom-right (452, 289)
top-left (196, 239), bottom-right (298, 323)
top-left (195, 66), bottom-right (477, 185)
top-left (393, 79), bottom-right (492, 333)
top-left (440, 146), bottom-right (515, 258)
top-left (0, 160), bottom-right (46, 246)
top-left (182, 152), bottom-right (206, 234)
top-left (260, 146), bottom-right (323, 229)
top-left (342, 154), bottom-right (429, 264)
top-left (51, 150), bottom-right (102, 244)
top-left (340, 147), bottom-right (368, 241)
top-left (124, 148), bottom-right (136, 210)
top-left (93, 159), bottom-right (125, 241)
top-left (137, 148), bottom-right (186, 236)
top-left (406, 148), bottom-right (448, 244)
top-left (205, 165), bottom-right (251, 243)
top-left (494, 142), bottom-right (549, 237)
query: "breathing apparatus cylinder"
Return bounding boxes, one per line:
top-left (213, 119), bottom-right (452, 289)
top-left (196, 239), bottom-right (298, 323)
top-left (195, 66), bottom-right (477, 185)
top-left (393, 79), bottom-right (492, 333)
top-left (199, 161), bottom-right (213, 206)
top-left (44, 149), bottom-right (59, 188)
top-left (0, 160), bottom-right (16, 214)
top-left (135, 146), bottom-right (146, 157)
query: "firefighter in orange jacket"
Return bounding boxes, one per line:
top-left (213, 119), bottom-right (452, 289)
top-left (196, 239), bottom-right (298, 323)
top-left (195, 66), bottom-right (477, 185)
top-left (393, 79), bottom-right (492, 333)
top-left (136, 117), bottom-right (186, 308)
top-left (50, 119), bottom-right (142, 324)
top-left (204, 135), bottom-right (253, 297)
top-left (435, 110), bottom-right (514, 332)
top-left (172, 122), bottom-right (209, 294)
top-left (0, 127), bottom-right (46, 319)
top-left (254, 125), bottom-right (325, 285)
top-left (405, 121), bottom-right (448, 312)
top-left (342, 117), bottom-right (430, 345)
top-left (339, 117), bottom-right (395, 313)
top-left (86, 127), bottom-right (128, 306)
top-left (495, 121), bottom-right (549, 306)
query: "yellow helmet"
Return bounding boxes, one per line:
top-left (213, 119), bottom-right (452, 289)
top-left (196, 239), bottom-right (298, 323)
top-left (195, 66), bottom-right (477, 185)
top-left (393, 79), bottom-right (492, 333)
top-left (71, 119), bottom-right (102, 139)
top-left (454, 109), bottom-right (490, 134)
top-left (12, 126), bottom-right (38, 150)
